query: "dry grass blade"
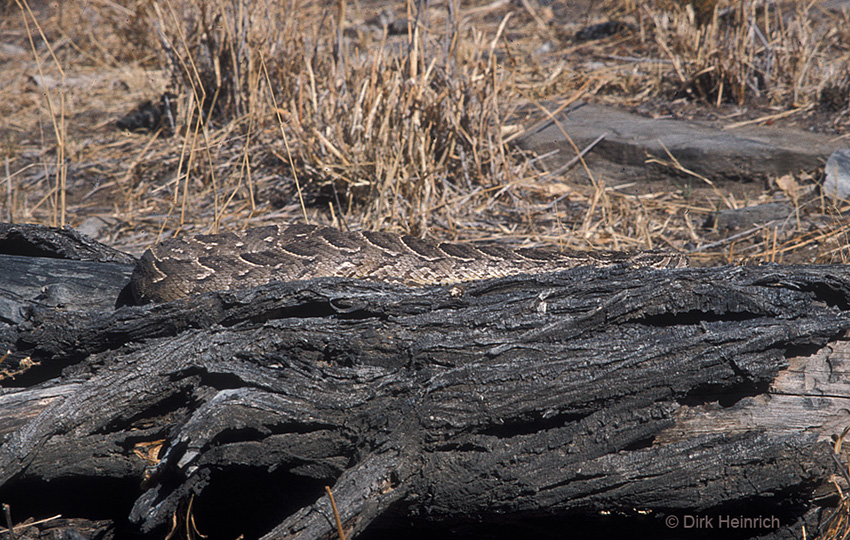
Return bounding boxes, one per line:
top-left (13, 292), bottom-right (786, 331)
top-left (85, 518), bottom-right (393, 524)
top-left (814, 429), bottom-right (850, 540)
top-left (325, 486), bottom-right (348, 540)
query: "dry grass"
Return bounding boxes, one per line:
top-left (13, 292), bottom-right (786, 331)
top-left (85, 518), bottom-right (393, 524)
top-left (146, 0), bottom-right (539, 238)
top-left (639, 0), bottom-right (850, 109)
top-left (2, 0), bottom-right (850, 266)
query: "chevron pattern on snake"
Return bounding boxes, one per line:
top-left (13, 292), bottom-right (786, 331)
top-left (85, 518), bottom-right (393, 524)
top-left (130, 223), bottom-right (687, 303)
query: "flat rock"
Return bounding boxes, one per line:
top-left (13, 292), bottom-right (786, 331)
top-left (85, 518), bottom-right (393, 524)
top-left (705, 202), bottom-right (795, 231)
top-left (515, 101), bottom-right (843, 182)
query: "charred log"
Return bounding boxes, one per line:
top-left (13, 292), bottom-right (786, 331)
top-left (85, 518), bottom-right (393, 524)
top-left (1, 225), bottom-right (849, 539)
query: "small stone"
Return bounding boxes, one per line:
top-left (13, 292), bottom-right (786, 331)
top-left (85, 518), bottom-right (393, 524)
top-left (823, 149), bottom-right (850, 200)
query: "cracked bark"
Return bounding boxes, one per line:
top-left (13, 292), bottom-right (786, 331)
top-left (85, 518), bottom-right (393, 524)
top-left (1, 225), bottom-right (849, 540)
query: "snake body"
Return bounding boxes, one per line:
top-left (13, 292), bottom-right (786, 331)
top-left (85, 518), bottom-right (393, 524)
top-left (130, 223), bottom-right (687, 303)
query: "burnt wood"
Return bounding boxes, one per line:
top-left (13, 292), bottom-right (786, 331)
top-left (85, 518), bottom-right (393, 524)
top-left (1, 224), bottom-right (850, 540)
top-left (0, 223), bottom-right (136, 264)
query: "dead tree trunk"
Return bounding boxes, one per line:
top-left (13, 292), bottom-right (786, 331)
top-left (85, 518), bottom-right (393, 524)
top-left (1, 224), bottom-right (850, 540)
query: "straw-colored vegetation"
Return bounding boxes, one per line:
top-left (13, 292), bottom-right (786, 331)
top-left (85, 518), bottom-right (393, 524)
top-left (2, 0), bottom-right (850, 265)
top-left (3, 1), bottom-right (850, 537)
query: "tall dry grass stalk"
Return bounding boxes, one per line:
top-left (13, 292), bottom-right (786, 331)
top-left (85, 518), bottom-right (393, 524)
top-left (149, 0), bottom-right (530, 235)
top-left (15, 0), bottom-right (67, 227)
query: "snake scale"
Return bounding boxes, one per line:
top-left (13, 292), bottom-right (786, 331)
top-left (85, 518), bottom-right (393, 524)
top-left (130, 223), bottom-right (687, 303)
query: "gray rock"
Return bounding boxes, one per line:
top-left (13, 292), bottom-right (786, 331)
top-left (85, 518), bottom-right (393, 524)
top-left (706, 202), bottom-right (795, 231)
top-left (823, 149), bottom-right (850, 200)
top-left (515, 101), bottom-right (842, 182)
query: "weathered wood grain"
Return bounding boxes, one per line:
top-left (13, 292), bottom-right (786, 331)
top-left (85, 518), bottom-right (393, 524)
top-left (2, 225), bottom-right (850, 539)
